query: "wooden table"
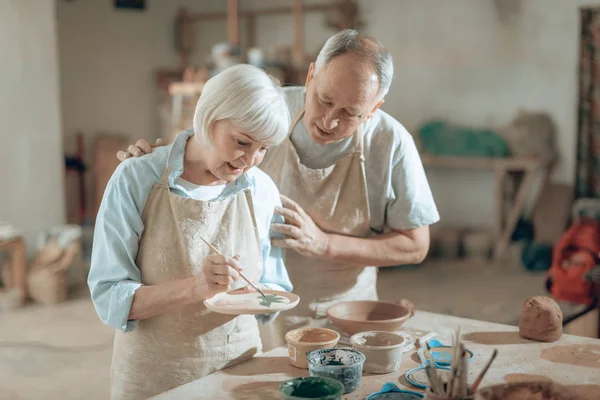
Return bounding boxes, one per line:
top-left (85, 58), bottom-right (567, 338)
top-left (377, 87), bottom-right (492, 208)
top-left (152, 311), bottom-right (600, 399)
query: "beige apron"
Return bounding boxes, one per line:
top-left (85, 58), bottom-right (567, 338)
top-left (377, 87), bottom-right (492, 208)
top-left (259, 108), bottom-right (378, 350)
top-left (111, 166), bottom-right (263, 399)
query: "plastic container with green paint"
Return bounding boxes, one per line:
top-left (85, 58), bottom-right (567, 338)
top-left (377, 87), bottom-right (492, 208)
top-left (307, 348), bottom-right (365, 394)
top-left (279, 376), bottom-right (344, 400)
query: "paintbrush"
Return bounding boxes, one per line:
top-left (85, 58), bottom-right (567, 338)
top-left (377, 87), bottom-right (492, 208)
top-left (424, 364), bottom-right (444, 395)
top-left (469, 348), bottom-right (498, 395)
top-left (424, 344), bottom-right (445, 395)
top-left (197, 235), bottom-right (269, 301)
top-left (446, 326), bottom-right (461, 395)
top-left (454, 344), bottom-right (467, 399)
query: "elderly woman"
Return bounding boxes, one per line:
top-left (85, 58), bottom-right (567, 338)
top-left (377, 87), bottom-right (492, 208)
top-left (88, 64), bottom-right (292, 399)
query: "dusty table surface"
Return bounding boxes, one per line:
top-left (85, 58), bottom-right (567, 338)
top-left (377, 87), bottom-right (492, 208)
top-left (152, 311), bottom-right (600, 399)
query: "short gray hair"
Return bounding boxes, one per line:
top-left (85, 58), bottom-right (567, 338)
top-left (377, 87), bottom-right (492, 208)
top-left (193, 64), bottom-right (291, 147)
top-left (314, 29), bottom-right (394, 100)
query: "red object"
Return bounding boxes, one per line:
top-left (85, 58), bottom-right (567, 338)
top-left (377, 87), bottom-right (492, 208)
top-left (547, 218), bottom-right (600, 305)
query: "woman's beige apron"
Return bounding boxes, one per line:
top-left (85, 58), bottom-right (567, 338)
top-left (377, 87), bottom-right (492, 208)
top-left (259, 108), bottom-right (378, 350)
top-left (111, 166), bottom-right (263, 399)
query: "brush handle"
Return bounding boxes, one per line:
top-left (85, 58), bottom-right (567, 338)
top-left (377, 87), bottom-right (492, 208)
top-left (238, 270), bottom-right (266, 297)
top-left (469, 349), bottom-right (498, 395)
top-left (198, 235), bottom-right (267, 298)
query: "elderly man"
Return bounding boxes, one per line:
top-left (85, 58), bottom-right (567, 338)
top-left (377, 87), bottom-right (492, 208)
top-left (118, 29), bottom-right (439, 349)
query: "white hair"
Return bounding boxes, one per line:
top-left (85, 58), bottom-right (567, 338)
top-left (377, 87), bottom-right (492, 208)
top-left (314, 29), bottom-right (394, 100)
top-left (193, 64), bottom-right (291, 148)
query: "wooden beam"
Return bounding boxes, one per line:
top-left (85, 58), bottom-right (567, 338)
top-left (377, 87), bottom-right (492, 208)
top-left (228, 0), bottom-right (239, 46)
top-left (421, 155), bottom-right (542, 171)
top-left (293, 0), bottom-right (304, 68)
top-left (246, 15), bottom-right (256, 49)
top-left (188, 4), bottom-right (337, 22)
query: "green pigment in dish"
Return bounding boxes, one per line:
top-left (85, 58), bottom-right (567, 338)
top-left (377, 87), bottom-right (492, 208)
top-left (290, 381), bottom-right (339, 397)
top-left (258, 294), bottom-right (286, 308)
top-left (280, 377), bottom-right (343, 399)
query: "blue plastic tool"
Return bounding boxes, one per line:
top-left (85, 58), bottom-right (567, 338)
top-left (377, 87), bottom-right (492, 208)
top-left (366, 383), bottom-right (424, 399)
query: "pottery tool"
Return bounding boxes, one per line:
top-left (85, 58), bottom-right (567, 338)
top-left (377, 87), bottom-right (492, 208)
top-left (451, 346), bottom-right (468, 398)
top-left (424, 364), bottom-right (444, 395)
top-left (197, 235), bottom-right (270, 304)
top-left (460, 347), bottom-right (468, 397)
top-left (415, 331), bottom-right (437, 350)
top-left (423, 345), bottom-right (445, 395)
top-left (418, 327), bottom-right (481, 399)
top-left (468, 348), bottom-right (498, 395)
top-left (446, 327), bottom-right (461, 395)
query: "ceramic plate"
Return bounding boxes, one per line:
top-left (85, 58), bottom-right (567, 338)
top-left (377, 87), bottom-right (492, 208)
top-left (204, 288), bottom-right (299, 315)
top-left (406, 366), bottom-right (451, 389)
top-left (418, 340), bottom-right (474, 367)
top-left (406, 366), bottom-right (473, 390)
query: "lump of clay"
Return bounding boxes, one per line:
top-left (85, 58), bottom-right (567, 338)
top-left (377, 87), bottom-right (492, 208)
top-left (519, 296), bottom-right (563, 342)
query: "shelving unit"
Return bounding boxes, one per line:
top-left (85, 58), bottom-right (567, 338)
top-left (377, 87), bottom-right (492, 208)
top-left (422, 155), bottom-right (552, 260)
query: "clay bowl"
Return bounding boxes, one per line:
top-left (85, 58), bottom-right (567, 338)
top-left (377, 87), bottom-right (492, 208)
top-left (326, 300), bottom-right (414, 336)
top-left (350, 331), bottom-right (405, 374)
top-left (285, 327), bottom-right (340, 369)
top-left (475, 381), bottom-right (576, 400)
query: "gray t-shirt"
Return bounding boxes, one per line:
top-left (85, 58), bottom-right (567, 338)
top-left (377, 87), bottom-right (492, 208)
top-left (281, 86), bottom-right (439, 232)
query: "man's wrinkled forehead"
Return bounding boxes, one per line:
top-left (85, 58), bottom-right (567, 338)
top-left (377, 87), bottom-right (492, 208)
top-left (316, 59), bottom-right (379, 108)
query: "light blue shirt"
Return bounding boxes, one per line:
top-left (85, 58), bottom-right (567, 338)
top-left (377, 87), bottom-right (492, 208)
top-left (88, 129), bottom-right (292, 332)
top-left (283, 87), bottom-right (439, 232)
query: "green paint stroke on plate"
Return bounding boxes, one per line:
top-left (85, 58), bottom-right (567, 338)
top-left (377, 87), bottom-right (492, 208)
top-left (258, 294), bottom-right (286, 308)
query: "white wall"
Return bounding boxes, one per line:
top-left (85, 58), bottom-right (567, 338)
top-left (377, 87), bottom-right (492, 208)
top-left (57, 0), bottom-right (599, 229)
top-left (365, 0), bottom-right (597, 228)
top-left (56, 0), bottom-right (330, 151)
top-left (57, 0), bottom-right (231, 153)
top-left (0, 0), bottom-right (65, 253)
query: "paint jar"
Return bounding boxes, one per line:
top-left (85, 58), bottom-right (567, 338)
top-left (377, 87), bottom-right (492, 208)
top-left (279, 376), bottom-right (344, 400)
top-left (286, 327), bottom-right (340, 369)
top-left (307, 348), bottom-right (365, 394)
top-left (350, 331), bottom-right (405, 374)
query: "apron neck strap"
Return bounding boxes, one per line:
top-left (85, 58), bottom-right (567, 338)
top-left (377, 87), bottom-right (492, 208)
top-left (352, 124), bottom-right (364, 155)
top-left (159, 167), bottom-right (171, 186)
top-left (290, 107), bottom-right (365, 156)
top-left (289, 108), bottom-right (305, 138)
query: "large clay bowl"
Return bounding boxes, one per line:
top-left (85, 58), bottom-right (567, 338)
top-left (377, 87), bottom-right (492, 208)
top-left (326, 300), bottom-right (414, 336)
top-left (475, 381), bottom-right (577, 400)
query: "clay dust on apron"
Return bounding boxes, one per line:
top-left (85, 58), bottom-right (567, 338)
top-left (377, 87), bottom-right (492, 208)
top-left (259, 108), bottom-right (378, 350)
top-left (110, 165), bottom-right (264, 399)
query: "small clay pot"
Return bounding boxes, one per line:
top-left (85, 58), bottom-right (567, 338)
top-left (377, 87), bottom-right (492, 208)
top-left (285, 327), bottom-right (340, 369)
top-left (326, 300), bottom-right (414, 336)
top-left (350, 331), bottom-right (405, 374)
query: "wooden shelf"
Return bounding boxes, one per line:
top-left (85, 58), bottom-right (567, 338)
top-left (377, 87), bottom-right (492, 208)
top-left (186, 3), bottom-right (337, 22)
top-left (421, 155), bottom-right (543, 171)
top-left (421, 154), bottom-right (551, 261)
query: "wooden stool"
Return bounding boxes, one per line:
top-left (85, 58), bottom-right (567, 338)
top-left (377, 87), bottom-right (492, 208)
top-left (0, 237), bottom-right (27, 307)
